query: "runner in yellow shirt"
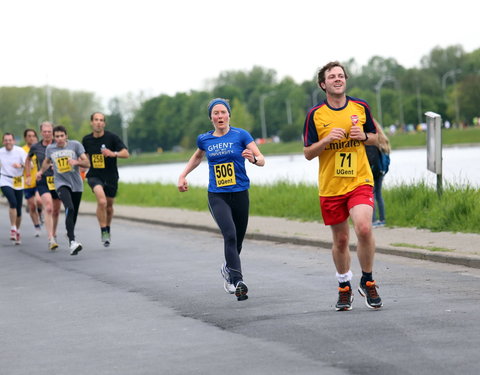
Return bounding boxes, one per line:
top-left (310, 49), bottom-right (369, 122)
top-left (22, 129), bottom-right (43, 237)
top-left (303, 61), bottom-right (383, 311)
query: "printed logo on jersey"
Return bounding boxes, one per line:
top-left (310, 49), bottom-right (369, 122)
top-left (351, 115), bottom-right (359, 125)
top-left (207, 142), bottom-right (234, 157)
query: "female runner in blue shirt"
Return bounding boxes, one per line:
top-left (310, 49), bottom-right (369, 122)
top-left (178, 98), bottom-right (265, 301)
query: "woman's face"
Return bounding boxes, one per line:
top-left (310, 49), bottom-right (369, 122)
top-left (210, 104), bottom-right (230, 130)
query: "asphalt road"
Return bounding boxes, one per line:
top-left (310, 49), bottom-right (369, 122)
top-left (1, 215), bottom-right (480, 375)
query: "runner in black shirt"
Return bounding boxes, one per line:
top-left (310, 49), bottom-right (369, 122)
top-left (82, 112), bottom-right (129, 247)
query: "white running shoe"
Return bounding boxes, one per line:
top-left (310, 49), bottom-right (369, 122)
top-left (35, 227), bottom-right (41, 237)
top-left (10, 229), bottom-right (16, 241)
top-left (220, 263), bottom-right (236, 294)
top-left (69, 240), bottom-right (83, 256)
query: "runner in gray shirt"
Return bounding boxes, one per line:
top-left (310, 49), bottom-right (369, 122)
top-left (38, 126), bottom-right (90, 255)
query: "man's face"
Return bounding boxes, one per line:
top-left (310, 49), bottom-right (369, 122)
top-left (2, 135), bottom-right (15, 150)
top-left (25, 131), bottom-right (38, 146)
top-left (53, 131), bottom-right (67, 146)
top-left (321, 66), bottom-right (347, 96)
top-left (91, 113), bottom-right (106, 134)
top-left (41, 125), bottom-right (53, 142)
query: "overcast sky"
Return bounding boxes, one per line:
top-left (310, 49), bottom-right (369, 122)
top-left (1, 0), bottom-right (478, 104)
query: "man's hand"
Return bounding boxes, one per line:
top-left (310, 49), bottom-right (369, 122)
top-left (349, 125), bottom-right (366, 141)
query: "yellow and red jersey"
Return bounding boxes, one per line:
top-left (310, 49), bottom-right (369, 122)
top-left (303, 96), bottom-right (377, 197)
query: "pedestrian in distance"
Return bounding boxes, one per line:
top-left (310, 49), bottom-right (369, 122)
top-left (25, 121), bottom-right (62, 250)
top-left (178, 98), bottom-right (265, 301)
top-left (365, 122), bottom-right (391, 227)
top-left (0, 133), bottom-right (27, 245)
top-left (22, 128), bottom-right (44, 237)
top-left (38, 126), bottom-right (90, 255)
top-left (303, 61), bottom-right (383, 311)
top-left (82, 112), bottom-right (129, 247)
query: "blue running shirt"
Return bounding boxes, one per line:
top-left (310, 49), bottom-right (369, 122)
top-left (197, 127), bottom-right (254, 193)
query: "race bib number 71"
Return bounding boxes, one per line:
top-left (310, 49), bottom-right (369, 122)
top-left (334, 152), bottom-right (357, 177)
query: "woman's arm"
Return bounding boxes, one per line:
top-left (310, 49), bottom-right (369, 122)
top-left (177, 149), bottom-right (205, 192)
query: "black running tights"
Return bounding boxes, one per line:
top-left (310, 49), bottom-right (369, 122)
top-left (208, 190), bottom-right (249, 284)
top-left (57, 186), bottom-right (82, 242)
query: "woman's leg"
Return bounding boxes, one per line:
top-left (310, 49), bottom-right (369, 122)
top-left (230, 190), bottom-right (249, 255)
top-left (375, 175), bottom-right (385, 222)
top-left (208, 192), bottom-right (243, 284)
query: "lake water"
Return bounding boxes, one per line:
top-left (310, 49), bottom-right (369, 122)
top-left (118, 146), bottom-right (480, 188)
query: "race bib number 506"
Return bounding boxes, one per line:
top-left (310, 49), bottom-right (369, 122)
top-left (214, 162), bottom-right (236, 187)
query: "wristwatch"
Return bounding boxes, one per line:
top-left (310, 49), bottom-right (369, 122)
top-left (253, 155), bottom-right (258, 164)
top-left (364, 132), bottom-right (369, 142)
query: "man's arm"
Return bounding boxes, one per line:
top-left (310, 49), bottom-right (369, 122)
top-left (304, 128), bottom-right (347, 160)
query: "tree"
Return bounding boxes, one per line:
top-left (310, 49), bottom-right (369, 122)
top-left (230, 98), bottom-right (254, 132)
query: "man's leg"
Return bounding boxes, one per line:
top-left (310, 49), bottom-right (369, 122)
top-left (330, 220), bottom-right (351, 274)
top-left (26, 196), bottom-right (41, 228)
top-left (51, 194), bottom-right (61, 239)
top-left (40, 192), bottom-right (54, 239)
top-left (93, 184), bottom-right (108, 227)
top-left (349, 204), bottom-right (375, 272)
top-left (330, 220), bottom-right (355, 311)
top-left (350, 204), bottom-right (383, 309)
top-left (106, 197), bottom-right (115, 227)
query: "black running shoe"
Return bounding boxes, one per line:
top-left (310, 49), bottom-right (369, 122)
top-left (358, 280), bottom-right (383, 309)
top-left (235, 281), bottom-right (248, 301)
top-left (336, 286), bottom-right (353, 311)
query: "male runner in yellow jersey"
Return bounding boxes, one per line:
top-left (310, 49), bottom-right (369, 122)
top-left (303, 61), bottom-right (383, 311)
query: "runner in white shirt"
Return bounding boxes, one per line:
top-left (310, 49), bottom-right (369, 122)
top-left (0, 133), bottom-right (27, 244)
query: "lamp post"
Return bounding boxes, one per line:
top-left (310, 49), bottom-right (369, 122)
top-left (285, 99), bottom-right (292, 125)
top-left (375, 75), bottom-right (404, 126)
top-left (441, 69), bottom-right (461, 126)
top-left (259, 91), bottom-right (275, 139)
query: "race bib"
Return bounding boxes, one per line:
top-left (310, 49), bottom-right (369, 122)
top-left (46, 176), bottom-right (56, 190)
top-left (334, 152), bottom-right (357, 177)
top-left (13, 176), bottom-right (23, 189)
top-left (214, 162), bottom-right (236, 187)
top-left (55, 157), bottom-right (72, 173)
top-left (92, 154), bottom-right (105, 168)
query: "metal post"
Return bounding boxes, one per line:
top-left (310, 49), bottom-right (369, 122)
top-left (286, 99), bottom-right (292, 125)
top-left (259, 91), bottom-right (275, 139)
top-left (425, 111), bottom-right (443, 196)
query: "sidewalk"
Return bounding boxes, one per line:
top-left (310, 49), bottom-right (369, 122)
top-left (79, 201), bottom-right (480, 269)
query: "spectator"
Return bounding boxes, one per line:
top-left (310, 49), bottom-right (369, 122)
top-left (366, 123), bottom-right (391, 227)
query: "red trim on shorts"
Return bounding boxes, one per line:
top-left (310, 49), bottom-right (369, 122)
top-left (320, 184), bottom-right (374, 226)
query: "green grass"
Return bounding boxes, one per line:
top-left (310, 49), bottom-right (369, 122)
top-left (82, 180), bottom-right (480, 234)
top-left (390, 243), bottom-right (453, 252)
top-left (389, 127), bottom-right (480, 149)
top-left (383, 182), bottom-right (480, 233)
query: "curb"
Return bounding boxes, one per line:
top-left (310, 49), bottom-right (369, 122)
top-left (105, 212), bottom-right (480, 270)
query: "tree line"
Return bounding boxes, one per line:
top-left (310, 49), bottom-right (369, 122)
top-left (1, 45), bottom-right (479, 152)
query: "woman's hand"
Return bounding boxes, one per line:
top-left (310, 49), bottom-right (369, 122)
top-left (177, 176), bottom-right (189, 192)
top-left (241, 149), bottom-right (256, 163)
